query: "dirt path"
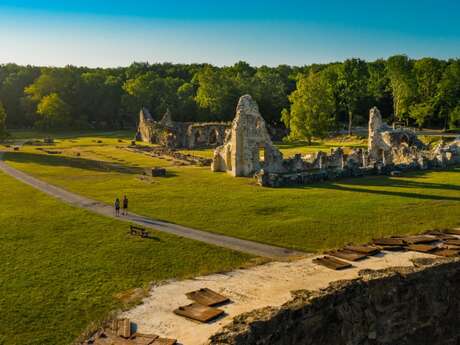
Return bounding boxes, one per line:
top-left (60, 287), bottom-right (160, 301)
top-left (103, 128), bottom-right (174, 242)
top-left (122, 250), bottom-right (448, 345)
top-left (0, 151), bottom-right (302, 259)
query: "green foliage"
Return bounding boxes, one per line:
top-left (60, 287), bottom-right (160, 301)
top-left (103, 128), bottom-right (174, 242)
top-left (414, 58), bottom-right (443, 100)
top-left (338, 58), bottom-right (370, 134)
top-left (436, 61), bottom-right (460, 128)
top-left (1, 58), bottom-right (459, 132)
top-left (36, 93), bottom-right (71, 129)
top-left (285, 71), bottom-right (335, 144)
top-left (386, 55), bottom-right (417, 122)
top-left (194, 66), bottom-right (239, 120)
top-left (409, 102), bottom-right (433, 127)
top-left (0, 101), bottom-right (9, 140)
top-left (449, 105), bottom-right (460, 129)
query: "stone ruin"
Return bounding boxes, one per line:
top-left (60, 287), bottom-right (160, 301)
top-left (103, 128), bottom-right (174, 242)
top-left (212, 96), bottom-right (460, 187)
top-left (136, 107), bottom-right (230, 149)
top-left (368, 106), bottom-right (425, 166)
top-left (211, 95), bottom-right (284, 176)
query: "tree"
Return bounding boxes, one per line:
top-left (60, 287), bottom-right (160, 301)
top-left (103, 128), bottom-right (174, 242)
top-left (0, 101), bottom-right (9, 140)
top-left (386, 55), bottom-right (417, 123)
top-left (283, 71), bottom-right (335, 144)
top-left (413, 58), bottom-right (443, 101)
top-left (176, 82), bottom-right (198, 121)
top-left (194, 66), bottom-right (239, 120)
top-left (123, 72), bottom-right (183, 121)
top-left (0, 64), bottom-right (40, 128)
top-left (338, 58), bottom-right (369, 135)
top-left (448, 105), bottom-right (460, 129)
top-left (36, 93), bottom-right (71, 129)
top-left (367, 59), bottom-right (393, 116)
top-left (436, 60), bottom-right (460, 129)
top-left (251, 67), bottom-right (288, 123)
top-left (409, 102), bottom-right (433, 128)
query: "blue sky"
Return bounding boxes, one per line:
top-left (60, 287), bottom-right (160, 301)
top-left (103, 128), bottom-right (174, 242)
top-left (0, 0), bottom-right (459, 67)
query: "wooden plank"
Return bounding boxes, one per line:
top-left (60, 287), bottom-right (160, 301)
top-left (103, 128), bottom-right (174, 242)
top-left (444, 229), bottom-right (460, 235)
top-left (313, 256), bottom-right (352, 270)
top-left (130, 333), bottom-right (159, 345)
top-left (186, 288), bottom-right (230, 307)
top-left (92, 335), bottom-right (132, 345)
top-left (173, 303), bottom-right (224, 323)
top-left (431, 248), bottom-right (459, 258)
top-left (379, 245), bottom-right (406, 252)
top-left (407, 244), bottom-right (437, 253)
top-left (343, 245), bottom-right (380, 255)
top-left (152, 338), bottom-right (177, 345)
top-left (326, 250), bottom-right (367, 262)
top-left (425, 231), bottom-right (458, 240)
top-left (401, 235), bottom-right (438, 245)
top-left (441, 244), bottom-right (460, 250)
top-left (444, 239), bottom-right (460, 246)
top-left (372, 238), bottom-right (405, 246)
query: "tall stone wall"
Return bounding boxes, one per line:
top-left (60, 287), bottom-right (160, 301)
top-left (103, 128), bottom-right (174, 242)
top-left (209, 259), bottom-right (460, 345)
top-left (212, 95), bottom-right (284, 176)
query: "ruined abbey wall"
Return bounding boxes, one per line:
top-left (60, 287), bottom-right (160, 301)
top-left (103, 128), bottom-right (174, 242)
top-left (211, 96), bottom-right (460, 187)
top-left (209, 259), bottom-right (460, 345)
top-left (136, 108), bottom-right (229, 149)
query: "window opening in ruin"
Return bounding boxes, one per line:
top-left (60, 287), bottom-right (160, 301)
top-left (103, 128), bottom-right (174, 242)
top-left (209, 129), bottom-right (218, 145)
top-left (194, 130), bottom-right (203, 145)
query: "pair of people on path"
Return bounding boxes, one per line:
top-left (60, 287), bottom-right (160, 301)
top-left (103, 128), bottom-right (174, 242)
top-left (114, 195), bottom-right (128, 216)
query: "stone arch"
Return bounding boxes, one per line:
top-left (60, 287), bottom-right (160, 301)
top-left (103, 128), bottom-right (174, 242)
top-left (208, 128), bottom-right (219, 145)
top-left (401, 133), bottom-right (410, 145)
top-left (194, 129), bottom-right (204, 145)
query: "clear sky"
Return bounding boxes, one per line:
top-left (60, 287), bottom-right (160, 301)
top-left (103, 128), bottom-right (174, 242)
top-left (0, 0), bottom-right (459, 67)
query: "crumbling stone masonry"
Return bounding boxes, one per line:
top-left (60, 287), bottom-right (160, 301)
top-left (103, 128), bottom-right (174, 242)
top-left (368, 106), bottom-right (425, 165)
top-left (211, 95), bottom-right (284, 176)
top-left (208, 259), bottom-right (460, 345)
top-left (211, 97), bottom-right (460, 187)
top-left (136, 108), bottom-right (230, 149)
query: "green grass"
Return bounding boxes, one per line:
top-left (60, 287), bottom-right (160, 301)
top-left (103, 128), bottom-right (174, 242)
top-left (9, 129), bottom-right (135, 140)
top-left (0, 171), bottom-right (251, 345)
top-left (178, 137), bottom-right (367, 159)
top-left (3, 132), bottom-right (460, 253)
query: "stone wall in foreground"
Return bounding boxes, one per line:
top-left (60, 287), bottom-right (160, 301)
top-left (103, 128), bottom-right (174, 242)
top-left (208, 259), bottom-right (460, 345)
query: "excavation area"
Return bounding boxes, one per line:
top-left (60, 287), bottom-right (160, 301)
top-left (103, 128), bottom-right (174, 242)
top-left (121, 249), bottom-right (459, 345)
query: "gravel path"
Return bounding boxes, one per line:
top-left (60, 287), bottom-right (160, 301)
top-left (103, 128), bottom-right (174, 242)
top-left (0, 151), bottom-right (303, 259)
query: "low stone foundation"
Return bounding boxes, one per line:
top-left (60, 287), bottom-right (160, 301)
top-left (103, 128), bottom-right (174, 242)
top-left (255, 164), bottom-right (459, 187)
top-left (208, 258), bottom-right (460, 345)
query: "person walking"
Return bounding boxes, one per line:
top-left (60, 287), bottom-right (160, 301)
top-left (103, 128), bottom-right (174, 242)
top-left (114, 198), bottom-right (120, 217)
top-left (122, 195), bottom-right (128, 216)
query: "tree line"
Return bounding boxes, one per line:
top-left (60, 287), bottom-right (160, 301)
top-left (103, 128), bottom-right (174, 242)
top-left (0, 56), bottom-right (459, 141)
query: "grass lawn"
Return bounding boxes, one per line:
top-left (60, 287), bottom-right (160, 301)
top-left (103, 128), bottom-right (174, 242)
top-left (178, 137), bottom-right (368, 159)
top-left (9, 129), bottom-right (135, 140)
top-left (3, 132), bottom-right (460, 253)
top-left (0, 171), bottom-right (251, 345)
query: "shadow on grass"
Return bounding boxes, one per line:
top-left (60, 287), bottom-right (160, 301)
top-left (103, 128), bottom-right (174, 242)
top-left (291, 169), bottom-right (460, 202)
top-left (5, 151), bottom-right (146, 175)
top-left (274, 141), bottom-right (322, 149)
top-left (10, 129), bottom-right (135, 140)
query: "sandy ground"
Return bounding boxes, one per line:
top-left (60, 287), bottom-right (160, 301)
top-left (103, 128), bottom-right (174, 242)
top-left (122, 250), bottom-right (441, 345)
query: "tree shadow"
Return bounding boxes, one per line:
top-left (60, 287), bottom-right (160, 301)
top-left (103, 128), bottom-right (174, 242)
top-left (290, 169), bottom-right (460, 202)
top-left (5, 151), bottom-right (146, 175)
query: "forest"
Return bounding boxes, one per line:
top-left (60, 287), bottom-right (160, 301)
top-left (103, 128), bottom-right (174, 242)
top-left (0, 55), bottom-right (459, 142)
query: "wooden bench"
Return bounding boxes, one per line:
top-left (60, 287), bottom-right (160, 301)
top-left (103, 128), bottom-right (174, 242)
top-left (129, 225), bottom-right (150, 238)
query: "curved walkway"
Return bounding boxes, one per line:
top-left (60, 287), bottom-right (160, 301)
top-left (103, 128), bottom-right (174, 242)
top-left (0, 152), bottom-right (303, 259)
